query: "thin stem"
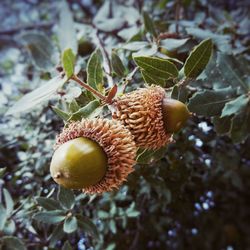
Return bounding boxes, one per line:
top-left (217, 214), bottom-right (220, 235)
top-left (71, 75), bottom-right (108, 103)
top-left (0, 22), bottom-right (53, 36)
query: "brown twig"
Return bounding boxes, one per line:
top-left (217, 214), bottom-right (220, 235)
top-left (71, 75), bottom-right (109, 103)
top-left (0, 22), bottom-right (54, 36)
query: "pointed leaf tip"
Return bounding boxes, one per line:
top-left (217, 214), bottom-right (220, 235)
top-left (62, 48), bottom-right (76, 79)
top-left (184, 38), bottom-right (213, 78)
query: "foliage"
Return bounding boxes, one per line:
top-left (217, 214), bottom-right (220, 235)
top-left (0, 0), bottom-right (249, 249)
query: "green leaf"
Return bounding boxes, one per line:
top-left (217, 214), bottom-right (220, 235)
top-left (1, 236), bottom-right (26, 250)
top-left (57, 186), bottom-right (75, 210)
top-left (65, 86), bottom-right (82, 102)
top-left (110, 203), bottom-right (116, 215)
top-left (98, 210), bottom-right (109, 219)
top-left (217, 53), bottom-right (249, 93)
top-left (188, 87), bottom-right (236, 117)
top-left (186, 27), bottom-right (231, 53)
top-left (171, 85), bottom-right (189, 103)
top-left (134, 56), bottom-right (178, 79)
top-left (69, 100), bottom-right (100, 121)
top-left (141, 69), bottom-right (166, 86)
top-left (109, 220), bottom-right (117, 234)
top-left (58, 0), bottom-right (77, 54)
top-left (230, 109), bottom-right (250, 143)
top-left (3, 219), bottom-right (15, 235)
top-left (6, 76), bottom-right (66, 115)
top-left (93, 1), bottom-right (125, 32)
top-left (33, 210), bottom-right (65, 224)
top-left (184, 39), bottom-right (213, 78)
top-left (36, 197), bottom-right (62, 211)
top-left (127, 211), bottom-right (140, 218)
top-left (111, 51), bottom-right (126, 77)
top-left (122, 41), bottom-right (149, 51)
top-left (3, 188), bottom-right (14, 216)
top-left (119, 27), bottom-right (139, 41)
top-left (136, 147), bottom-right (167, 164)
top-left (62, 48), bottom-right (76, 79)
top-left (63, 216), bottom-right (78, 233)
top-left (52, 106), bottom-right (71, 121)
top-left (87, 49), bottom-right (103, 91)
top-left (212, 116), bottom-right (232, 135)
top-left (132, 44), bottom-right (158, 57)
top-left (77, 214), bottom-right (99, 239)
top-left (48, 224), bottom-right (64, 248)
top-left (95, 18), bottom-right (125, 33)
top-left (142, 11), bottom-right (157, 37)
top-left (18, 31), bottom-right (56, 71)
top-left (221, 95), bottom-right (249, 118)
top-left (106, 243), bottom-right (116, 250)
top-left (160, 38), bottom-right (189, 51)
top-left (171, 85), bottom-right (179, 100)
top-left (0, 204), bottom-right (7, 230)
top-left (68, 99), bottom-right (80, 113)
top-left (0, 167), bottom-right (6, 178)
top-left (62, 241), bottom-right (73, 250)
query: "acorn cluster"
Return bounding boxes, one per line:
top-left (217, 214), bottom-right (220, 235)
top-left (50, 85), bottom-right (190, 194)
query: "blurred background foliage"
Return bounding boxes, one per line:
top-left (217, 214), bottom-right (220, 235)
top-left (0, 0), bottom-right (250, 249)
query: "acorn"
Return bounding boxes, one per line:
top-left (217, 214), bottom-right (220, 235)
top-left (112, 85), bottom-right (190, 149)
top-left (50, 118), bottom-right (137, 194)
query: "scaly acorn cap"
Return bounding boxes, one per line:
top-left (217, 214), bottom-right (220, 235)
top-left (112, 86), bottom-right (173, 149)
top-left (55, 118), bottom-right (137, 194)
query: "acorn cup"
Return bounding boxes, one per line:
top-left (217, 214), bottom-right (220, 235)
top-left (50, 118), bottom-right (137, 194)
top-left (112, 85), bottom-right (190, 149)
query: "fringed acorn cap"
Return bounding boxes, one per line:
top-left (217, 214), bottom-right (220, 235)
top-left (112, 86), bottom-right (173, 149)
top-left (55, 118), bottom-right (137, 194)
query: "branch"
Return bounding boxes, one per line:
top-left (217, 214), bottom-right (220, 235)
top-left (0, 22), bottom-right (54, 36)
top-left (71, 75), bottom-right (110, 104)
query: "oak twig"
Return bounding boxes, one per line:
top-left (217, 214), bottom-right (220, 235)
top-left (70, 75), bottom-right (115, 104)
top-left (0, 22), bottom-right (53, 36)
top-left (71, 75), bottom-right (109, 103)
